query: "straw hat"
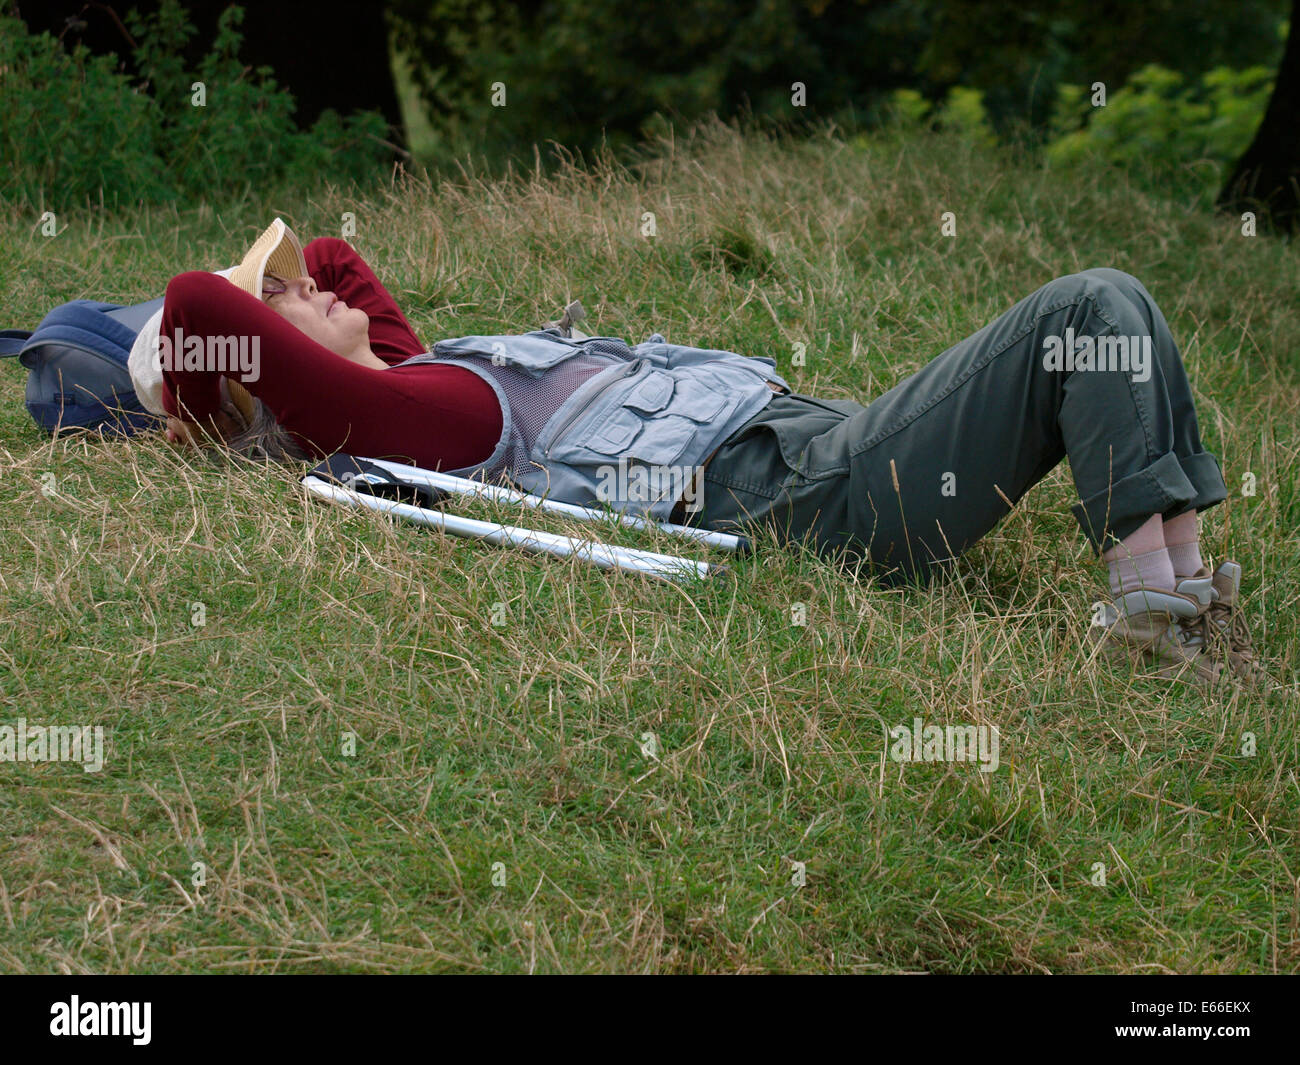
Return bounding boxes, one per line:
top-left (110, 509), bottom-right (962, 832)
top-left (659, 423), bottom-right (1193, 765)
top-left (127, 217), bottom-right (310, 418)
top-left (225, 217), bottom-right (310, 300)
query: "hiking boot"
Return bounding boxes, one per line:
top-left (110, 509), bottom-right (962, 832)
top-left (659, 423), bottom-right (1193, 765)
top-left (1185, 561), bottom-right (1268, 687)
top-left (1087, 586), bottom-right (1224, 685)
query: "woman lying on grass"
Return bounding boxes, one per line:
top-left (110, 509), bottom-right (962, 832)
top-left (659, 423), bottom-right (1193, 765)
top-left (150, 219), bottom-right (1263, 687)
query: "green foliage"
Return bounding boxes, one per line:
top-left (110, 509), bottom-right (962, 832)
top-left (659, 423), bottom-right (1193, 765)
top-left (937, 88), bottom-right (997, 148)
top-left (915, 0), bottom-right (1287, 134)
top-left (388, 0), bottom-right (1289, 169)
top-left (884, 86), bottom-right (998, 146)
top-left (877, 61), bottom-right (1273, 204)
top-left (1046, 64), bottom-right (1276, 199)
top-left (886, 88), bottom-right (932, 126)
top-left (0, 12), bottom-right (168, 206)
top-left (390, 0), bottom-right (936, 165)
top-left (0, 2), bottom-right (390, 210)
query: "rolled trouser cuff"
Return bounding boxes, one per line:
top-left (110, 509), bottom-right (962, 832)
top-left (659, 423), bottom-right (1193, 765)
top-left (1164, 451), bottom-right (1228, 519)
top-left (1071, 450), bottom-right (1198, 553)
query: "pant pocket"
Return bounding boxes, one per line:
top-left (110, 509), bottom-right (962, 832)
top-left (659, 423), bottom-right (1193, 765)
top-left (763, 404), bottom-right (857, 479)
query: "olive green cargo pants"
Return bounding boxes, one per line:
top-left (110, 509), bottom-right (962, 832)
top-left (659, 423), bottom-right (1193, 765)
top-left (689, 269), bottom-right (1228, 583)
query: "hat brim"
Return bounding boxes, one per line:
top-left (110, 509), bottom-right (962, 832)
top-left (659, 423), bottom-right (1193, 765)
top-left (227, 218), bottom-right (309, 301)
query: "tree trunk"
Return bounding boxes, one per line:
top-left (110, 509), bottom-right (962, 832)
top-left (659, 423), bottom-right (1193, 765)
top-left (1217, 0), bottom-right (1300, 235)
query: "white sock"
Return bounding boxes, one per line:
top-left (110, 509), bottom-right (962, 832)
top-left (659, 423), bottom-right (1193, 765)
top-left (1165, 540), bottom-right (1204, 579)
top-left (1162, 510), bottom-right (1204, 578)
top-left (1107, 547), bottom-right (1176, 598)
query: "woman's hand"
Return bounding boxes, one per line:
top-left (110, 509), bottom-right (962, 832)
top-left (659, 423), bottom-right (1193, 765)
top-left (164, 378), bottom-right (256, 448)
top-left (163, 407), bottom-right (244, 448)
top-left (164, 416), bottom-right (199, 446)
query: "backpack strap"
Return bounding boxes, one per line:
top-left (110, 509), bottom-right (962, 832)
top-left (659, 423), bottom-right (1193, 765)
top-left (0, 329), bottom-right (32, 357)
top-left (2, 297), bottom-right (164, 361)
top-left (30, 301), bottom-right (139, 365)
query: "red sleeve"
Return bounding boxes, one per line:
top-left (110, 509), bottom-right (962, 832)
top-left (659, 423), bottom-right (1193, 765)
top-left (158, 270), bottom-right (501, 470)
top-left (302, 237), bottom-right (426, 366)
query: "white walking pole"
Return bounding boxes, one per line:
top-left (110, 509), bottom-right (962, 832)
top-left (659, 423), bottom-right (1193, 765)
top-left (355, 456), bottom-right (751, 555)
top-left (303, 477), bottom-right (726, 583)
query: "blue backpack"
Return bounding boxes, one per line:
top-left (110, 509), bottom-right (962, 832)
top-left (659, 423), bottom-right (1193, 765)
top-left (0, 297), bottom-right (166, 435)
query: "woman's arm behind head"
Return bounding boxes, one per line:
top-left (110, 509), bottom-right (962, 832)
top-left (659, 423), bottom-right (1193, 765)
top-left (302, 237), bottom-right (427, 364)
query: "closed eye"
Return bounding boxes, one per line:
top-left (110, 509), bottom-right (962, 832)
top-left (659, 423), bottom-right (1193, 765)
top-left (262, 273), bottom-right (289, 302)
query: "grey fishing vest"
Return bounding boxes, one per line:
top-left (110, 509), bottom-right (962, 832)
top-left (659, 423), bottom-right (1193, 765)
top-left (397, 330), bottom-right (788, 520)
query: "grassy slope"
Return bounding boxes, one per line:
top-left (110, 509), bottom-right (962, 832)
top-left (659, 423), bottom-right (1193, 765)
top-left (0, 124), bottom-right (1297, 973)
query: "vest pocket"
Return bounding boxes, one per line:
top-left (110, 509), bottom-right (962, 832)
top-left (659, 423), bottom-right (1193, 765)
top-left (580, 410), bottom-right (693, 466)
top-left (668, 385), bottom-right (728, 423)
top-left (592, 371), bottom-right (707, 466)
top-left (623, 370), bottom-right (673, 414)
top-left (628, 369), bottom-right (729, 423)
top-left (588, 408), bottom-right (643, 453)
top-left (548, 367), bottom-right (736, 469)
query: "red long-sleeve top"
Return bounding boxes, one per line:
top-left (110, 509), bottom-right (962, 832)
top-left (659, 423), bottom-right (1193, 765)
top-left (159, 237), bottom-right (502, 470)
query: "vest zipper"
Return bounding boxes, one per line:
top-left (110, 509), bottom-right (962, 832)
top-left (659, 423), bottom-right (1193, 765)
top-left (544, 357), bottom-right (645, 458)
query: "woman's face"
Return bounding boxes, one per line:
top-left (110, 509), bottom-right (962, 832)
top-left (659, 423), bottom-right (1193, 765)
top-left (263, 275), bottom-right (369, 358)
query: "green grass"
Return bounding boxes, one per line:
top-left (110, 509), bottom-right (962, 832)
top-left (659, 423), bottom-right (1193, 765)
top-left (0, 122), bottom-right (1297, 973)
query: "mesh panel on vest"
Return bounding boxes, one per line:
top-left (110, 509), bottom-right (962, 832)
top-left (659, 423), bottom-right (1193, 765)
top-left (404, 337), bottom-right (638, 484)
top-left (482, 353), bottom-right (608, 482)
top-left (582, 338), bottom-right (636, 361)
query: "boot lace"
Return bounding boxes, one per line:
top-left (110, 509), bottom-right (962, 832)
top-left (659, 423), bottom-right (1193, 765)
top-left (1209, 601), bottom-right (1255, 658)
top-left (1177, 610), bottom-right (1216, 656)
